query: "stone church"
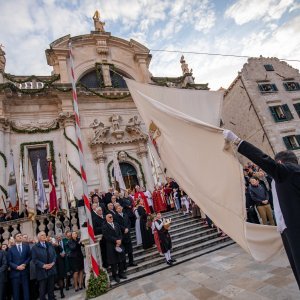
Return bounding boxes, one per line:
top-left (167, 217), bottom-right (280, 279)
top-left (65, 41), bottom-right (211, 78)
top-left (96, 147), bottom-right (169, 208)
top-left (0, 12), bottom-right (208, 209)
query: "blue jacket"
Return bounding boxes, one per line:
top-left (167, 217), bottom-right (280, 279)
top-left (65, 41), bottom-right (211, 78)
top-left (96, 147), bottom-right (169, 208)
top-left (31, 242), bottom-right (57, 281)
top-left (8, 243), bottom-right (31, 279)
top-left (0, 250), bottom-right (7, 282)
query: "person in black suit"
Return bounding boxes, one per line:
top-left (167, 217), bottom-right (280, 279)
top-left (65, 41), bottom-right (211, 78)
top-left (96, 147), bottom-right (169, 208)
top-left (0, 248), bottom-right (7, 300)
top-left (92, 207), bottom-right (108, 268)
top-left (114, 205), bottom-right (137, 268)
top-left (104, 187), bottom-right (113, 206)
top-left (31, 231), bottom-right (57, 300)
top-left (8, 232), bottom-right (31, 300)
top-left (102, 214), bottom-right (126, 283)
top-left (223, 129), bottom-right (300, 289)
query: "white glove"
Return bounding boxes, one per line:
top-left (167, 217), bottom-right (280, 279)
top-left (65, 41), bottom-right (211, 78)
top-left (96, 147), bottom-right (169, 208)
top-left (223, 129), bottom-right (239, 143)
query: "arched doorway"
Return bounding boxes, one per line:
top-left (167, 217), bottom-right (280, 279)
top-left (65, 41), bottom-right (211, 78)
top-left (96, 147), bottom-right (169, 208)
top-left (112, 163), bottom-right (139, 190)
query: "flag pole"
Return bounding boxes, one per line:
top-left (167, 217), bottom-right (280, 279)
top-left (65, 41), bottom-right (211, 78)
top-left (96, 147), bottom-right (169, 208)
top-left (68, 42), bottom-right (100, 277)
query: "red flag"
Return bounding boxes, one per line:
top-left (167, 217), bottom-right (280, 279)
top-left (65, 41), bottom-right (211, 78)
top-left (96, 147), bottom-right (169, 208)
top-left (48, 161), bottom-right (58, 214)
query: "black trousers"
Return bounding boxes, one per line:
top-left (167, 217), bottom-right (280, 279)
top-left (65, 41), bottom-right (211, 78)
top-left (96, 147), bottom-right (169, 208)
top-left (281, 229), bottom-right (300, 289)
top-left (38, 275), bottom-right (55, 300)
top-left (110, 261), bottom-right (124, 278)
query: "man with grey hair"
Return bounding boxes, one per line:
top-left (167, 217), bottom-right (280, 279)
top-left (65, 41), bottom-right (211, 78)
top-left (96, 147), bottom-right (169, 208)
top-left (32, 231), bottom-right (57, 300)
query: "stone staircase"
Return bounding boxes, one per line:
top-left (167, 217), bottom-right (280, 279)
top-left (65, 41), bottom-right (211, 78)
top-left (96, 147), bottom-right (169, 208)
top-left (109, 210), bottom-right (235, 287)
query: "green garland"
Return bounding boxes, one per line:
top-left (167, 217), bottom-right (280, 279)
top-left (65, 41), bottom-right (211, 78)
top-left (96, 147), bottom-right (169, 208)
top-left (0, 184), bottom-right (8, 198)
top-left (11, 122), bottom-right (59, 134)
top-left (3, 73), bottom-right (60, 84)
top-left (20, 140), bottom-right (57, 185)
top-left (86, 270), bottom-right (109, 299)
top-left (0, 151), bottom-right (7, 168)
top-left (63, 128), bottom-right (78, 151)
top-left (107, 151), bottom-right (146, 187)
top-left (68, 160), bottom-right (82, 179)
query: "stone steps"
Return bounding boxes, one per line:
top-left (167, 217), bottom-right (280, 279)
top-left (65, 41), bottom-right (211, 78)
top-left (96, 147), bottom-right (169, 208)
top-left (106, 211), bottom-right (233, 288)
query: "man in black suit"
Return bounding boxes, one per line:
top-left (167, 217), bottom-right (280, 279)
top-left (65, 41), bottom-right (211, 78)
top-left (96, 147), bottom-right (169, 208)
top-left (114, 205), bottom-right (137, 268)
top-left (8, 232), bottom-right (31, 300)
top-left (223, 129), bottom-right (300, 289)
top-left (31, 231), bottom-right (57, 300)
top-left (92, 207), bottom-right (108, 268)
top-left (104, 187), bottom-right (113, 206)
top-left (0, 248), bottom-right (7, 299)
top-left (102, 214), bottom-right (126, 283)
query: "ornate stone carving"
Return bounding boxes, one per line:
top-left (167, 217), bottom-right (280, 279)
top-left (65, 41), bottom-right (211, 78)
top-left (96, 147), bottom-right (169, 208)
top-left (58, 111), bottom-right (75, 127)
top-left (0, 117), bottom-right (9, 130)
top-left (93, 10), bottom-right (105, 32)
top-left (89, 115), bottom-right (148, 147)
top-left (11, 119), bottom-right (58, 132)
top-left (180, 55), bottom-right (191, 75)
top-left (118, 151), bottom-right (127, 161)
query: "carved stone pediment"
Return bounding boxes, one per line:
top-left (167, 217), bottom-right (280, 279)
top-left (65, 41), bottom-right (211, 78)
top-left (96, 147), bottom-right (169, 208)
top-left (89, 115), bottom-right (148, 146)
top-left (10, 119), bottom-right (59, 132)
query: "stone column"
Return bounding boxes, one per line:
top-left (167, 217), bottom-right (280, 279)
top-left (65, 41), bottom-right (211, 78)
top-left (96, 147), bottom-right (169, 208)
top-left (58, 112), bottom-right (83, 199)
top-left (101, 64), bottom-right (112, 87)
top-left (93, 145), bottom-right (109, 192)
top-left (134, 54), bottom-right (151, 83)
top-left (138, 142), bottom-right (155, 191)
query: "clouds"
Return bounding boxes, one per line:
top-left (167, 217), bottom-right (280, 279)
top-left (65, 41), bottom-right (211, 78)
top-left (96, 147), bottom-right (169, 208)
top-left (0, 0), bottom-right (299, 90)
top-left (225, 0), bottom-right (295, 25)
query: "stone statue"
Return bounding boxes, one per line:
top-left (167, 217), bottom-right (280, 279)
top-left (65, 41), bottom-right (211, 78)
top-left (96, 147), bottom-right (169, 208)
top-left (0, 44), bottom-right (6, 72)
top-left (118, 151), bottom-right (127, 161)
top-left (90, 119), bottom-right (110, 141)
top-left (109, 114), bottom-right (121, 131)
top-left (93, 10), bottom-right (105, 32)
top-left (180, 55), bottom-right (190, 75)
top-left (128, 115), bottom-right (141, 127)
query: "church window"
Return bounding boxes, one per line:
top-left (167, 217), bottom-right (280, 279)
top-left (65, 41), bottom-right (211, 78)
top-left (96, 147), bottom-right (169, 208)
top-left (79, 70), bottom-right (102, 89)
top-left (283, 82), bottom-right (300, 91)
top-left (264, 64), bottom-right (274, 71)
top-left (269, 105), bottom-right (293, 122)
top-left (27, 146), bottom-right (48, 181)
top-left (283, 135), bottom-right (300, 150)
top-left (258, 83), bottom-right (278, 93)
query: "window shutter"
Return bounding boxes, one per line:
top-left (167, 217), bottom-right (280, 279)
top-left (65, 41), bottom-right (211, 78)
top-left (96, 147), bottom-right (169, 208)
top-left (268, 106), bottom-right (279, 122)
top-left (283, 83), bottom-right (288, 91)
top-left (283, 136), bottom-right (292, 150)
top-left (282, 104), bottom-right (293, 120)
top-left (294, 103), bottom-right (300, 117)
top-left (296, 83), bottom-right (300, 90)
top-left (296, 135), bottom-right (300, 148)
top-left (258, 84), bottom-right (263, 92)
top-left (272, 84), bottom-right (278, 91)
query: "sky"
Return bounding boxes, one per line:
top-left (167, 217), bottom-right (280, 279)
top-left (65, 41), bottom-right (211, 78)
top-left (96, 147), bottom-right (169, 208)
top-left (0, 0), bottom-right (300, 90)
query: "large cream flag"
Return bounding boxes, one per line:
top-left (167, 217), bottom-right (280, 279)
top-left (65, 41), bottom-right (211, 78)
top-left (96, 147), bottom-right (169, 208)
top-left (126, 78), bottom-right (283, 262)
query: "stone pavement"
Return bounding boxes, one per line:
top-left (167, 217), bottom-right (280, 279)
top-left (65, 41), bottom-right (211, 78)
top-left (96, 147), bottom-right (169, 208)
top-left (85, 243), bottom-right (299, 300)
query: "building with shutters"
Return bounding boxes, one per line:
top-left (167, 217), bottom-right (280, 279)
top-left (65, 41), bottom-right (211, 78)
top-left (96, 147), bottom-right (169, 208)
top-left (222, 56), bottom-right (300, 162)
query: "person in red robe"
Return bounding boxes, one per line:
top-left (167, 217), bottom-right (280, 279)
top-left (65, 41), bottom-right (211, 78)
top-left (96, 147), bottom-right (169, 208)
top-left (134, 185), bottom-right (151, 214)
top-left (152, 185), bottom-right (167, 213)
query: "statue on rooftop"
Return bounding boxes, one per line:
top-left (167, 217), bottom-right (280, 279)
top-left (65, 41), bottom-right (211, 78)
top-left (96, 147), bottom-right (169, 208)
top-left (93, 10), bottom-right (105, 32)
top-left (0, 44), bottom-right (6, 72)
top-left (180, 55), bottom-right (191, 75)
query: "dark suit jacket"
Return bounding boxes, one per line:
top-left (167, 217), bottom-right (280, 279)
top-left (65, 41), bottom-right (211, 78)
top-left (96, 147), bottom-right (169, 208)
top-left (102, 222), bottom-right (124, 265)
top-left (0, 250), bottom-right (7, 282)
top-left (114, 212), bottom-right (133, 253)
top-left (8, 243), bottom-right (31, 279)
top-left (238, 141), bottom-right (300, 231)
top-left (31, 242), bottom-right (57, 280)
top-left (92, 213), bottom-right (106, 235)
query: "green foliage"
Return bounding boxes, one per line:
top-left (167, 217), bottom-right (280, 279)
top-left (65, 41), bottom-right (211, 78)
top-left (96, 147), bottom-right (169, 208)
top-left (63, 128), bottom-right (79, 151)
top-left (68, 160), bottom-right (82, 179)
top-left (0, 151), bottom-right (7, 168)
top-left (86, 270), bottom-right (109, 299)
top-left (0, 185), bottom-right (8, 198)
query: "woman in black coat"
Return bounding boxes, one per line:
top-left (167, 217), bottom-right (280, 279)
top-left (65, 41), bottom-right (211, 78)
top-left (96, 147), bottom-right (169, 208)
top-left (54, 236), bottom-right (67, 298)
top-left (67, 232), bottom-right (84, 292)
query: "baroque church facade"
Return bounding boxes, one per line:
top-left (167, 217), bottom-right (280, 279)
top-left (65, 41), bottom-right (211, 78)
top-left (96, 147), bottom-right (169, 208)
top-left (0, 13), bottom-right (208, 205)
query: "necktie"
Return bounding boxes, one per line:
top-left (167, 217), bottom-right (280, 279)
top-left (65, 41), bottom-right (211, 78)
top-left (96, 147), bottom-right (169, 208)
top-left (111, 223), bottom-right (114, 229)
top-left (18, 244), bottom-right (22, 254)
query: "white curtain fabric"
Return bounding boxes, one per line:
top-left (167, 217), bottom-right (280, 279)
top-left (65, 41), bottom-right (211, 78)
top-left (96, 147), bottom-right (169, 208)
top-left (125, 79), bottom-right (283, 262)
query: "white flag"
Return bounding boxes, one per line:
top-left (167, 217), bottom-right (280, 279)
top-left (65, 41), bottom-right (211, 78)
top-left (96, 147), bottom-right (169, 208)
top-left (126, 78), bottom-right (282, 262)
top-left (27, 158), bottom-right (37, 220)
top-left (7, 150), bottom-right (18, 208)
top-left (65, 155), bottom-right (76, 208)
top-left (113, 152), bottom-right (126, 191)
top-left (60, 156), bottom-right (70, 218)
top-left (37, 158), bottom-right (47, 213)
top-left (19, 159), bottom-right (25, 214)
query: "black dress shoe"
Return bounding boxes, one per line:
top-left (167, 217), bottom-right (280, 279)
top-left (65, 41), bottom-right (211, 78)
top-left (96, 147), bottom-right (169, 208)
top-left (113, 276), bottom-right (120, 283)
top-left (119, 274), bottom-right (127, 279)
top-left (129, 262), bottom-right (138, 267)
top-left (166, 260), bottom-right (173, 266)
top-left (170, 259), bottom-right (177, 263)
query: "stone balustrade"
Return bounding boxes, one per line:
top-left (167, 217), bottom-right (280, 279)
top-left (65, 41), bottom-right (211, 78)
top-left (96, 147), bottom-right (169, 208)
top-left (0, 208), bottom-right (79, 244)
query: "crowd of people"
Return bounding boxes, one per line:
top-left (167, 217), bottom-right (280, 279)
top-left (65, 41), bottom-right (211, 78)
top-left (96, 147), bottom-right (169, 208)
top-left (243, 162), bottom-right (276, 225)
top-left (0, 177), bottom-right (206, 298)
